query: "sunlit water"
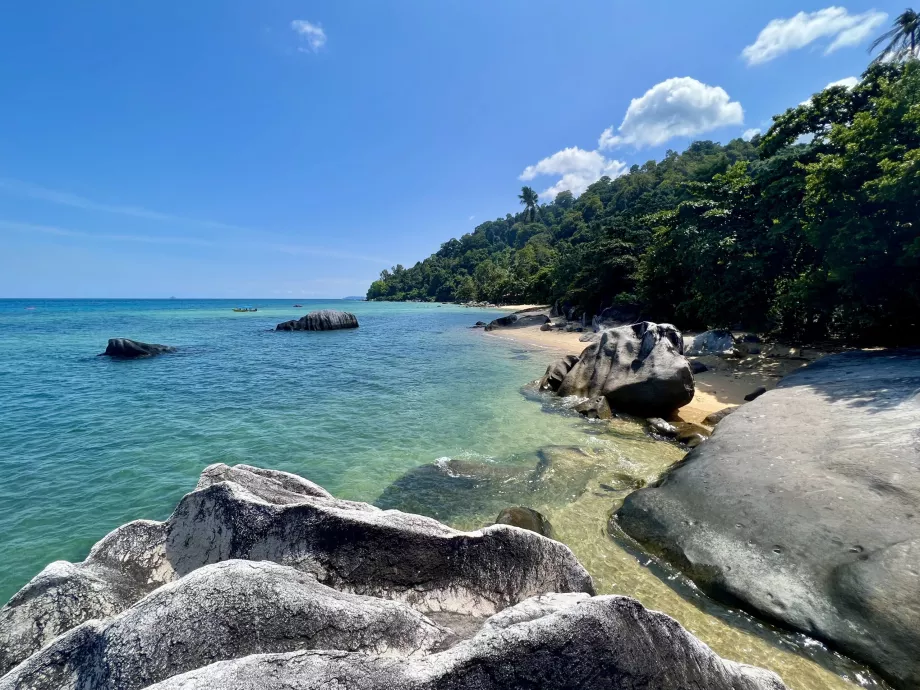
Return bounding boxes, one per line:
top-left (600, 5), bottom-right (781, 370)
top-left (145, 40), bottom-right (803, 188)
top-left (0, 299), bottom-right (886, 689)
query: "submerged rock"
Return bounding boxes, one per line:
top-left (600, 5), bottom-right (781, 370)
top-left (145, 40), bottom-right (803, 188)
top-left (100, 338), bottom-right (176, 358)
top-left (554, 322), bottom-right (694, 417)
top-left (573, 396), bottom-right (612, 420)
top-left (496, 507), bottom-right (554, 538)
top-left (275, 309), bottom-right (359, 331)
top-left (616, 349), bottom-right (920, 689)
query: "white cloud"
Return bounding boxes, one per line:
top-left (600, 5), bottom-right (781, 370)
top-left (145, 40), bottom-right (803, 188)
top-left (826, 76), bottom-right (859, 89)
top-left (291, 20), bottom-right (327, 52)
top-left (598, 77), bottom-right (743, 149)
top-left (519, 147), bottom-right (627, 200)
top-left (742, 128), bottom-right (762, 141)
top-left (742, 7), bottom-right (887, 65)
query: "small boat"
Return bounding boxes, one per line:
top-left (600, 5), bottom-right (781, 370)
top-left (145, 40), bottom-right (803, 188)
top-left (293, 304), bottom-right (303, 308)
top-left (232, 306), bottom-right (258, 312)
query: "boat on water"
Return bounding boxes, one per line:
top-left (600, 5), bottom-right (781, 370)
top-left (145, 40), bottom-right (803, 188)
top-left (232, 306), bottom-right (258, 312)
top-left (293, 304), bottom-right (303, 308)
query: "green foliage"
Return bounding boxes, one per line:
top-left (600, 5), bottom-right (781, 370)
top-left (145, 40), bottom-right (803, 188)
top-left (368, 62), bottom-right (920, 344)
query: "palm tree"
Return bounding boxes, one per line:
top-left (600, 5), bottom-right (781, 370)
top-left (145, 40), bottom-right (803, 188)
top-left (870, 9), bottom-right (920, 63)
top-left (518, 186), bottom-right (539, 221)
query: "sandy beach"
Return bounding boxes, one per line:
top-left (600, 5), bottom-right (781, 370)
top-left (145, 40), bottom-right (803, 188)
top-left (483, 323), bottom-right (825, 425)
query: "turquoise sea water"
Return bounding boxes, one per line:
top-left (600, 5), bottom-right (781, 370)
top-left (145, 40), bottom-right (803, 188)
top-left (0, 299), bottom-right (597, 602)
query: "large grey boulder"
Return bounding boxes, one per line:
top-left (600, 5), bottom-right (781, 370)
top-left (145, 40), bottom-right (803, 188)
top-left (0, 560), bottom-right (450, 690)
top-left (275, 309), bottom-right (358, 331)
top-left (684, 329), bottom-right (734, 356)
top-left (554, 322), bottom-right (693, 417)
top-left (0, 464), bottom-right (592, 675)
top-left (616, 349), bottom-right (920, 689)
top-left (144, 595), bottom-right (785, 690)
top-left (100, 338), bottom-right (176, 358)
top-left (483, 311), bottom-right (550, 331)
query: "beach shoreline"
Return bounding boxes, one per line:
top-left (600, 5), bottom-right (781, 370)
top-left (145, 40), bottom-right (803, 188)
top-left (482, 323), bottom-right (826, 425)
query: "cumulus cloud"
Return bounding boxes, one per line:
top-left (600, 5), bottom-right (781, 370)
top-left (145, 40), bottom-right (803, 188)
top-left (291, 20), bottom-right (327, 52)
top-left (598, 77), bottom-right (743, 150)
top-left (742, 7), bottom-right (887, 65)
top-left (826, 76), bottom-right (859, 89)
top-left (519, 147), bottom-right (627, 200)
top-left (742, 128), bottom-right (762, 141)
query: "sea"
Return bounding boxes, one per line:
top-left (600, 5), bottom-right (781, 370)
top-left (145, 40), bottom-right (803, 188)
top-left (0, 299), bottom-right (887, 690)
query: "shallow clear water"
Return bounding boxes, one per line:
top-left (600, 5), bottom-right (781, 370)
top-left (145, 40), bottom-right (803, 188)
top-left (0, 299), bottom-right (886, 689)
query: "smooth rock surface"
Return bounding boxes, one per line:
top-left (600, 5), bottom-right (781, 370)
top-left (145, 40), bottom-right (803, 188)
top-left (539, 354), bottom-right (580, 391)
top-left (702, 407), bottom-right (735, 425)
top-left (495, 507), bottom-right (554, 538)
top-left (100, 338), bottom-right (176, 358)
top-left (573, 395), bottom-right (612, 420)
top-left (0, 464), bottom-right (592, 675)
top-left (555, 322), bottom-right (694, 417)
top-left (685, 330), bottom-right (734, 356)
top-left (275, 309), bottom-right (359, 331)
top-left (484, 311), bottom-right (550, 331)
top-left (144, 595), bottom-right (786, 690)
top-left (616, 349), bottom-right (920, 689)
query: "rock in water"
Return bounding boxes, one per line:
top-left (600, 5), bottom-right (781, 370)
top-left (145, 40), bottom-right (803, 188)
top-left (556, 322), bottom-right (693, 417)
top-left (0, 464), bottom-right (786, 690)
top-left (100, 338), bottom-right (176, 358)
top-left (539, 354), bottom-right (580, 391)
top-left (275, 309), bottom-right (359, 331)
top-left (496, 507), bottom-right (554, 538)
top-left (702, 407), bottom-right (734, 425)
top-left (616, 349), bottom-right (920, 689)
top-left (483, 311), bottom-right (550, 331)
top-left (573, 396), bottom-right (612, 420)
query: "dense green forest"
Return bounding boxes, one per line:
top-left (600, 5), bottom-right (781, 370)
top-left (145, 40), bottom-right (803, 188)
top-left (367, 60), bottom-right (920, 344)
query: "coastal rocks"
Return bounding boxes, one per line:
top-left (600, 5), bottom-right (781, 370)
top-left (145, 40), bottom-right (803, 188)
top-left (646, 417), bottom-right (678, 437)
top-left (551, 322), bottom-right (694, 417)
top-left (100, 338), bottom-right (176, 358)
top-left (142, 595), bottom-right (786, 690)
top-left (573, 396), bottom-right (612, 420)
top-left (702, 407), bottom-right (735, 425)
top-left (743, 386), bottom-right (767, 401)
top-left (0, 464), bottom-right (593, 676)
top-left (539, 354), bottom-right (579, 391)
top-left (275, 309), bottom-right (359, 331)
top-left (591, 305), bottom-right (640, 332)
top-left (685, 330), bottom-right (734, 356)
top-left (484, 311), bottom-right (550, 331)
top-left (496, 507), bottom-right (554, 538)
top-left (690, 360), bottom-right (708, 374)
top-left (615, 349), bottom-right (920, 689)
top-left (0, 560), bottom-right (450, 690)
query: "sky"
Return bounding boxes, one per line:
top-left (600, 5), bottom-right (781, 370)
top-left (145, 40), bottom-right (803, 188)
top-left (0, 1), bottom-right (903, 298)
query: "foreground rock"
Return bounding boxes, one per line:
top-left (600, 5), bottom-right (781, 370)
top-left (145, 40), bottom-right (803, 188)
top-left (616, 349), bottom-right (920, 689)
top-left (496, 507), bottom-right (554, 538)
top-left (100, 338), bottom-right (176, 358)
top-left (542, 322), bottom-right (694, 417)
top-left (276, 309), bottom-right (359, 331)
top-left (144, 596), bottom-right (784, 690)
top-left (0, 464), bottom-right (787, 690)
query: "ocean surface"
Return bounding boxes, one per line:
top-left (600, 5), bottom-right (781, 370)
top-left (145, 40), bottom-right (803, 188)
top-left (0, 299), bottom-right (886, 689)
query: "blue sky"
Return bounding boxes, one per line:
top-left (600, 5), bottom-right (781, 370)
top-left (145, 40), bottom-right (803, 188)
top-left (0, 1), bottom-right (901, 297)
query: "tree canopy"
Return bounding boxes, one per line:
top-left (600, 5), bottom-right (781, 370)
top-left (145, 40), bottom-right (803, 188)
top-left (367, 61), bottom-right (920, 345)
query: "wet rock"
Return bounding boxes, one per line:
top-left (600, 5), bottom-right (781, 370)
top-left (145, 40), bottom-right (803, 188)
top-left (557, 322), bottom-right (693, 417)
top-left (0, 464), bottom-right (593, 675)
top-left (144, 596), bottom-right (787, 690)
top-left (685, 330), bottom-right (734, 356)
top-left (616, 349), bottom-right (920, 689)
top-left (539, 354), bottom-right (580, 392)
top-left (702, 407), bottom-right (735, 426)
top-left (743, 386), bottom-right (767, 401)
top-left (646, 417), bottom-right (678, 437)
top-left (573, 396), bottom-right (612, 420)
top-left (276, 310), bottom-right (359, 331)
top-left (100, 338), bottom-right (176, 358)
top-left (496, 507), bottom-right (554, 538)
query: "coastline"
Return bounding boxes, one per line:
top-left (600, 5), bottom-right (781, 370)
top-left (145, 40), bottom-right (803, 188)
top-left (482, 323), bottom-right (825, 425)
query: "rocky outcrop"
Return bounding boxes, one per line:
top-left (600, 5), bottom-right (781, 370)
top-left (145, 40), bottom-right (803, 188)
top-left (275, 309), bottom-right (359, 331)
top-left (591, 305), bottom-right (640, 332)
top-left (0, 464), bottom-right (591, 677)
top-left (0, 464), bottom-right (788, 690)
top-left (545, 322), bottom-right (693, 417)
top-left (100, 338), bottom-right (176, 358)
top-left (484, 311), bottom-right (550, 331)
top-left (496, 507), bottom-right (554, 538)
top-left (616, 349), bottom-right (920, 689)
top-left (142, 595), bottom-right (785, 690)
top-left (573, 396), bottom-right (612, 419)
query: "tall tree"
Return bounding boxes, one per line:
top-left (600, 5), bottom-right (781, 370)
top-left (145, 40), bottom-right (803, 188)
top-left (518, 186), bottom-right (539, 221)
top-left (871, 9), bottom-right (920, 63)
